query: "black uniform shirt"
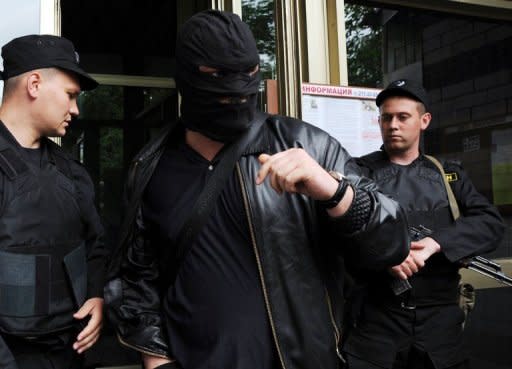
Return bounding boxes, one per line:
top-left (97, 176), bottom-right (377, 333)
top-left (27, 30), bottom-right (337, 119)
top-left (21, 146), bottom-right (42, 167)
top-left (0, 121), bottom-right (107, 299)
top-left (356, 151), bottom-right (504, 304)
top-left (142, 137), bottom-right (277, 369)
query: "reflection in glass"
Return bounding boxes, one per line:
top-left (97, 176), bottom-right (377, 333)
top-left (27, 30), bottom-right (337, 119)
top-left (242, 0), bottom-right (276, 83)
top-left (78, 85), bottom-right (124, 121)
top-left (345, 3), bottom-right (383, 88)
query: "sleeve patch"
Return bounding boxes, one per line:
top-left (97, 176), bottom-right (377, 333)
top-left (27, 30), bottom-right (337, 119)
top-left (445, 172), bottom-right (458, 182)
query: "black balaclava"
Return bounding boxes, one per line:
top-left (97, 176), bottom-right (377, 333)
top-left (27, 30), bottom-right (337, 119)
top-left (175, 10), bottom-right (261, 143)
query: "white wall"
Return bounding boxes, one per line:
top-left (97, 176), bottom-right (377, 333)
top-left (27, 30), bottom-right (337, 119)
top-left (0, 0), bottom-right (41, 101)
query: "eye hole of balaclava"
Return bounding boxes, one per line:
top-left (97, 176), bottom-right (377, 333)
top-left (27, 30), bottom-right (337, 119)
top-left (196, 64), bottom-right (260, 102)
top-left (199, 65), bottom-right (259, 79)
top-left (175, 9), bottom-right (261, 98)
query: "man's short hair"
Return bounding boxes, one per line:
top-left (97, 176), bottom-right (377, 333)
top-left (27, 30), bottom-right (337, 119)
top-left (2, 75), bottom-right (21, 100)
top-left (1, 68), bottom-right (58, 101)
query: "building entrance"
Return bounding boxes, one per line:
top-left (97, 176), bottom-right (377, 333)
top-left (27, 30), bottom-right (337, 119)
top-left (60, 1), bottom-right (182, 367)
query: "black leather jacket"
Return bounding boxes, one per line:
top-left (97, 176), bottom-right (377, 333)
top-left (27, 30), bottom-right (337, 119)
top-left (105, 114), bottom-right (409, 369)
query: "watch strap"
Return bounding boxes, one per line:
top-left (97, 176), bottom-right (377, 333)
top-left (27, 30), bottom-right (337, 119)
top-left (318, 177), bottom-right (350, 209)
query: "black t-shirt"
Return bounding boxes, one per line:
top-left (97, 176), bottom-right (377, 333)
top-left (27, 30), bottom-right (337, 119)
top-left (142, 138), bottom-right (277, 369)
top-left (21, 146), bottom-right (43, 167)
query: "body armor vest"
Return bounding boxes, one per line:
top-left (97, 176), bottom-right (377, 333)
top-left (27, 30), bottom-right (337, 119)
top-left (358, 151), bottom-right (460, 305)
top-left (0, 137), bottom-right (87, 336)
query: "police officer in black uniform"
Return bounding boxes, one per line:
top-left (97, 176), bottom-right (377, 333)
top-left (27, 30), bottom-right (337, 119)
top-left (0, 34), bottom-right (107, 368)
top-left (342, 79), bottom-right (505, 369)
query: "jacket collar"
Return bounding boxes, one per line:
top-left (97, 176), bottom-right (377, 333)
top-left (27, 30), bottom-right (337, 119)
top-left (159, 111), bottom-right (272, 160)
top-left (240, 111), bottom-right (271, 157)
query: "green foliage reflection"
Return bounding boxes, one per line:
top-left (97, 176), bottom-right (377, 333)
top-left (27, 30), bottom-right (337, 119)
top-left (242, 0), bottom-right (276, 81)
top-left (345, 4), bottom-right (383, 87)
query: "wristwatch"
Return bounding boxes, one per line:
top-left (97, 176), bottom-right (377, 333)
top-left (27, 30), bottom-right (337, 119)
top-left (318, 170), bottom-right (350, 209)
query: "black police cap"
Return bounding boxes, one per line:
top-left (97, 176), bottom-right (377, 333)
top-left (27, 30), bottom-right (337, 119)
top-left (376, 79), bottom-right (429, 110)
top-left (0, 34), bottom-right (97, 90)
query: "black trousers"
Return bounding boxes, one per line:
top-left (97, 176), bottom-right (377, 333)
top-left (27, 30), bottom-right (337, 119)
top-left (3, 331), bottom-right (83, 369)
top-left (346, 350), bottom-right (470, 369)
top-left (0, 334), bottom-right (17, 369)
top-left (342, 302), bottom-right (469, 369)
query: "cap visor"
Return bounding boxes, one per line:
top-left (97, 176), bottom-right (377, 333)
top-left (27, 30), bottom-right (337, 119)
top-left (376, 88), bottom-right (422, 107)
top-left (55, 61), bottom-right (98, 90)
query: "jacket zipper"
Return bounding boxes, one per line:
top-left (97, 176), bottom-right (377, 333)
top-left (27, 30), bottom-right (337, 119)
top-left (325, 289), bottom-right (346, 365)
top-left (117, 333), bottom-right (171, 360)
top-left (236, 164), bottom-right (287, 369)
top-left (129, 159), bottom-right (141, 187)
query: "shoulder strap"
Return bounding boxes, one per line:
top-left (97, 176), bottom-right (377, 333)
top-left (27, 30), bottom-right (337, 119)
top-left (0, 134), bottom-right (29, 180)
top-left (0, 149), bottom-right (28, 180)
top-left (174, 112), bottom-right (268, 267)
top-left (424, 155), bottom-right (460, 220)
top-left (46, 139), bottom-right (74, 180)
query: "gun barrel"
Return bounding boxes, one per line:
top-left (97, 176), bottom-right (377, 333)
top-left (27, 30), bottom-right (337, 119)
top-left (466, 264), bottom-right (512, 287)
top-left (473, 256), bottom-right (502, 271)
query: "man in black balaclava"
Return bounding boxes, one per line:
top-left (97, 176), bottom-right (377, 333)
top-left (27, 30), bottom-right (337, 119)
top-left (106, 9), bottom-right (409, 369)
top-left (176, 10), bottom-right (261, 142)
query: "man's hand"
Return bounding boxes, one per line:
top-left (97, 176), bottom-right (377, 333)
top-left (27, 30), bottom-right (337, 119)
top-left (143, 354), bottom-right (173, 369)
top-left (389, 237), bottom-right (441, 279)
top-left (72, 297), bottom-right (104, 354)
top-left (409, 237), bottom-right (441, 266)
top-left (256, 148), bottom-right (353, 215)
top-left (389, 253), bottom-right (420, 280)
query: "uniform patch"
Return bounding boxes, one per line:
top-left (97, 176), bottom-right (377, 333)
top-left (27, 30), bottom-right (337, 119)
top-left (445, 172), bottom-right (458, 182)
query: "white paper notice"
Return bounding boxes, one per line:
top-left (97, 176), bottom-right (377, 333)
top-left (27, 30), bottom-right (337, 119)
top-left (301, 83), bottom-right (382, 158)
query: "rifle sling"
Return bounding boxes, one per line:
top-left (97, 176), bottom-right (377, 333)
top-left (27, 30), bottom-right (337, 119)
top-left (424, 155), bottom-right (460, 221)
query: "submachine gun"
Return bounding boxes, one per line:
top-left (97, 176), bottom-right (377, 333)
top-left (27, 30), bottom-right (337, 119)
top-left (390, 225), bottom-right (512, 296)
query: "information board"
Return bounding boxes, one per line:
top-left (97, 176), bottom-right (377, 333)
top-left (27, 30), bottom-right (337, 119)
top-left (301, 82), bottom-right (382, 158)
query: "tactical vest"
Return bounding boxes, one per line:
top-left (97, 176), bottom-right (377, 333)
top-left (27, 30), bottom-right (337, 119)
top-left (0, 137), bottom-right (87, 336)
top-left (358, 151), bottom-right (460, 306)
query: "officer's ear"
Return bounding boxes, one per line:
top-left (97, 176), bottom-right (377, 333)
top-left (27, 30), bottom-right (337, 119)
top-left (420, 112), bottom-right (431, 132)
top-left (26, 71), bottom-right (43, 98)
